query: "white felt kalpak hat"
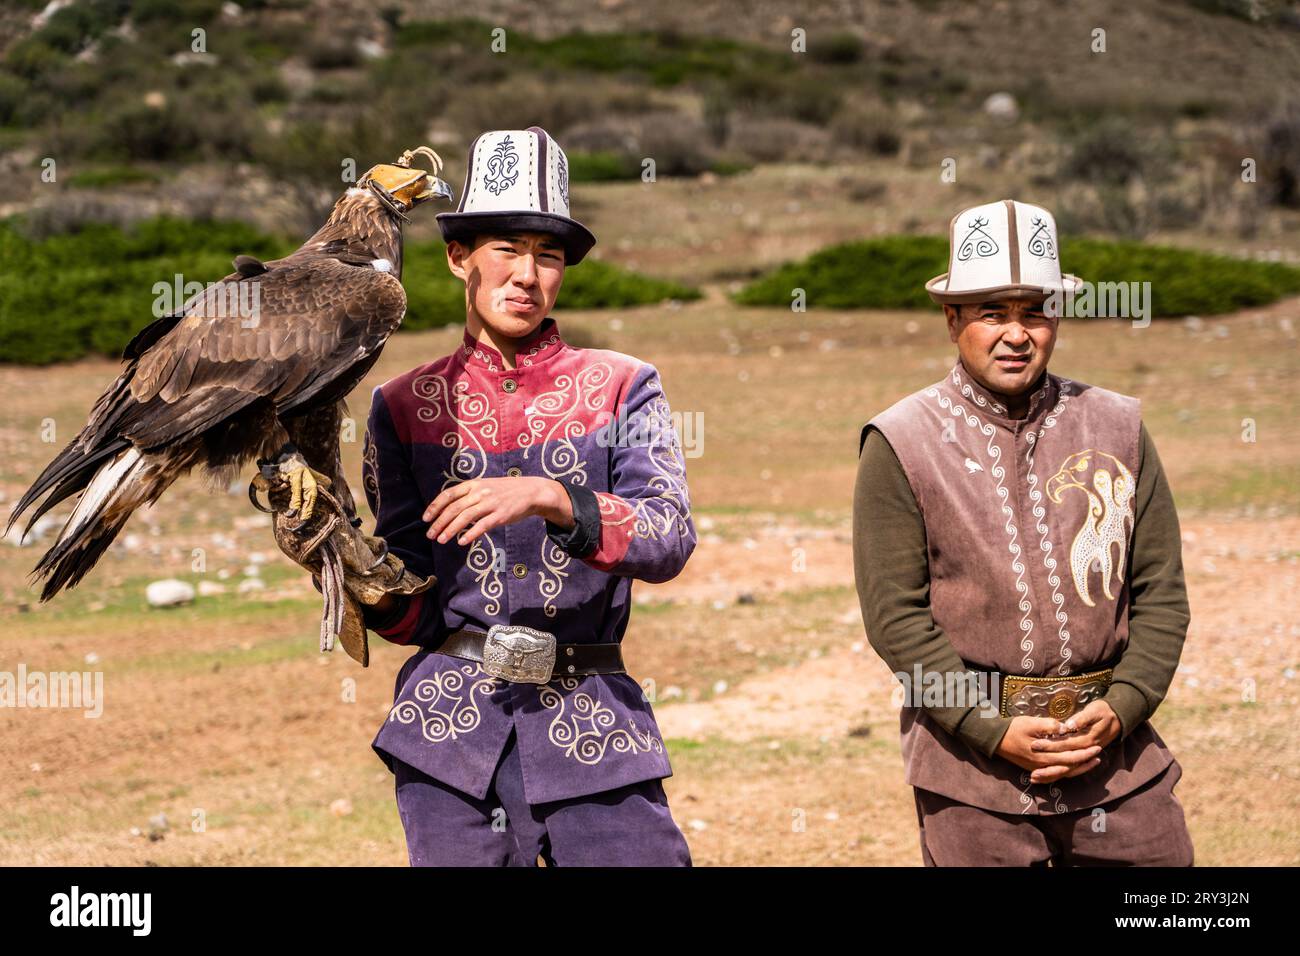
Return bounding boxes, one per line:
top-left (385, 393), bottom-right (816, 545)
top-left (926, 199), bottom-right (1081, 305)
top-left (437, 126), bottom-right (596, 265)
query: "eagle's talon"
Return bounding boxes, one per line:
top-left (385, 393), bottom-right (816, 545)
top-left (248, 474), bottom-right (275, 514)
top-left (278, 459), bottom-right (332, 523)
top-left (366, 536), bottom-right (389, 571)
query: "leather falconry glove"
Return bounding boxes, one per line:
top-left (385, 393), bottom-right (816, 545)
top-left (249, 446), bottom-right (434, 667)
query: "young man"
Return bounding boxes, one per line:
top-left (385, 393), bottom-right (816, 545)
top-left (853, 200), bottom-right (1194, 866)
top-left (359, 127), bottom-right (696, 865)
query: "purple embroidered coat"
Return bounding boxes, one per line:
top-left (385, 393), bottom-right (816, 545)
top-left (360, 317), bottom-right (696, 804)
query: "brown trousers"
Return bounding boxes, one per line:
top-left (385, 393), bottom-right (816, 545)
top-left (914, 762), bottom-right (1194, 866)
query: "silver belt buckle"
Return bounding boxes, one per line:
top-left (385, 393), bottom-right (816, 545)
top-left (482, 625), bottom-right (557, 684)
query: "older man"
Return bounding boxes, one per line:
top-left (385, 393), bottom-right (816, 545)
top-left (853, 199), bottom-right (1194, 866)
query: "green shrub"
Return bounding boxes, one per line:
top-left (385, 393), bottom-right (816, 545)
top-left (0, 72), bottom-right (26, 126)
top-left (0, 217), bottom-right (286, 366)
top-left (809, 32), bottom-right (865, 65)
top-left (4, 39), bottom-right (67, 80)
top-left (0, 219), bottom-right (700, 365)
top-left (67, 165), bottom-right (162, 189)
top-left (733, 234), bottom-right (1300, 317)
top-left (560, 256), bottom-right (702, 309)
top-left (567, 151), bottom-right (641, 182)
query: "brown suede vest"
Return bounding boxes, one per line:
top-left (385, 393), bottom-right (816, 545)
top-left (868, 361), bottom-right (1174, 814)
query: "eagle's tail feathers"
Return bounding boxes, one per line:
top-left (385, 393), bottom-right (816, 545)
top-left (4, 436), bottom-right (130, 540)
top-left (29, 447), bottom-right (154, 601)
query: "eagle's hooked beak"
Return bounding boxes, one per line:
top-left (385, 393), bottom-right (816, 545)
top-left (411, 173), bottom-right (454, 205)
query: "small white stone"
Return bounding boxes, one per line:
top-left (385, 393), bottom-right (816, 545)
top-left (146, 579), bottom-right (196, 608)
top-left (982, 92), bottom-right (1019, 123)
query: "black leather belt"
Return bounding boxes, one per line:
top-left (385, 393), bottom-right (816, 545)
top-left (434, 626), bottom-right (625, 682)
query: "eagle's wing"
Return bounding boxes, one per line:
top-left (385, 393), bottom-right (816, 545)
top-left (83, 257), bottom-right (406, 452)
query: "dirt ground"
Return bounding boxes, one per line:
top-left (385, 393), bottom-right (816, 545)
top-left (1, 279), bottom-right (1298, 865)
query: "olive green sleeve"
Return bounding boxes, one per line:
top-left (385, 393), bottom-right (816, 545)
top-left (1105, 422), bottom-right (1191, 738)
top-left (852, 427), bottom-right (1013, 758)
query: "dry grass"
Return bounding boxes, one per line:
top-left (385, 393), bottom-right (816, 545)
top-left (2, 285), bottom-right (1298, 864)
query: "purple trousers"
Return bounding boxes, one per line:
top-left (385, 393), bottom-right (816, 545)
top-left (393, 728), bottom-right (692, 867)
top-left (914, 761), bottom-right (1194, 866)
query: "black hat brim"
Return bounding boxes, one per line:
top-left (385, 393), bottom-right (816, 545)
top-left (436, 211), bottom-right (597, 265)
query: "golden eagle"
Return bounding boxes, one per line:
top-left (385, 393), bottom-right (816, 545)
top-left (5, 148), bottom-right (452, 610)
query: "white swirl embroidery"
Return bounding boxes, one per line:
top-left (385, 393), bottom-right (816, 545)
top-left (520, 332), bottom-right (561, 367)
top-left (951, 365), bottom-right (1008, 416)
top-left (361, 426), bottom-right (380, 515)
top-left (1015, 771), bottom-right (1070, 815)
top-left (538, 677), bottom-right (664, 765)
top-left (467, 533), bottom-right (503, 617)
top-left (538, 534), bottom-right (570, 619)
top-left (518, 362), bottom-right (613, 483)
top-left (1025, 379), bottom-right (1077, 675)
top-left (411, 370), bottom-right (503, 613)
top-left (460, 341), bottom-right (501, 372)
top-left (412, 372), bottom-right (500, 485)
top-left (1049, 784), bottom-right (1069, 813)
top-left (387, 662), bottom-right (500, 744)
top-left (929, 386), bottom-right (1035, 672)
top-left (517, 361), bottom-right (614, 614)
top-left (1017, 770), bottom-right (1036, 815)
top-left (596, 380), bottom-right (694, 545)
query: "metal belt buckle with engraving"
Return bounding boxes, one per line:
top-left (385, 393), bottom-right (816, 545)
top-left (482, 625), bottom-right (557, 684)
top-left (1001, 669), bottom-right (1113, 720)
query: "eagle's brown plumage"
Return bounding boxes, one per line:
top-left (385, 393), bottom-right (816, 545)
top-left (6, 150), bottom-right (452, 601)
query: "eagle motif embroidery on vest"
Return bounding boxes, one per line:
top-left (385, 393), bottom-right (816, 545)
top-left (1045, 449), bottom-right (1135, 607)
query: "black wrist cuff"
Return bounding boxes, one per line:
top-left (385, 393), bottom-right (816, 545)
top-left (360, 593), bottom-right (411, 632)
top-left (545, 481), bottom-right (600, 559)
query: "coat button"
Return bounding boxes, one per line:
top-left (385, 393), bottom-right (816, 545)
top-left (502, 379), bottom-right (517, 393)
top-left (512, 562), bottom-right (527, 578)
top-left (506, 466), bottom-right (522, 477)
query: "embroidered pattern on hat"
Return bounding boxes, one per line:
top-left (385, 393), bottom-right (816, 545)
top-left (956, 215), bottom-right (999, 261)
top-left (1027, 216), bottom-right (1057, 259)
top-left (557, 151), bottom-right (569, 208)
top-left (484, 136), bottom-right (520, 196)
